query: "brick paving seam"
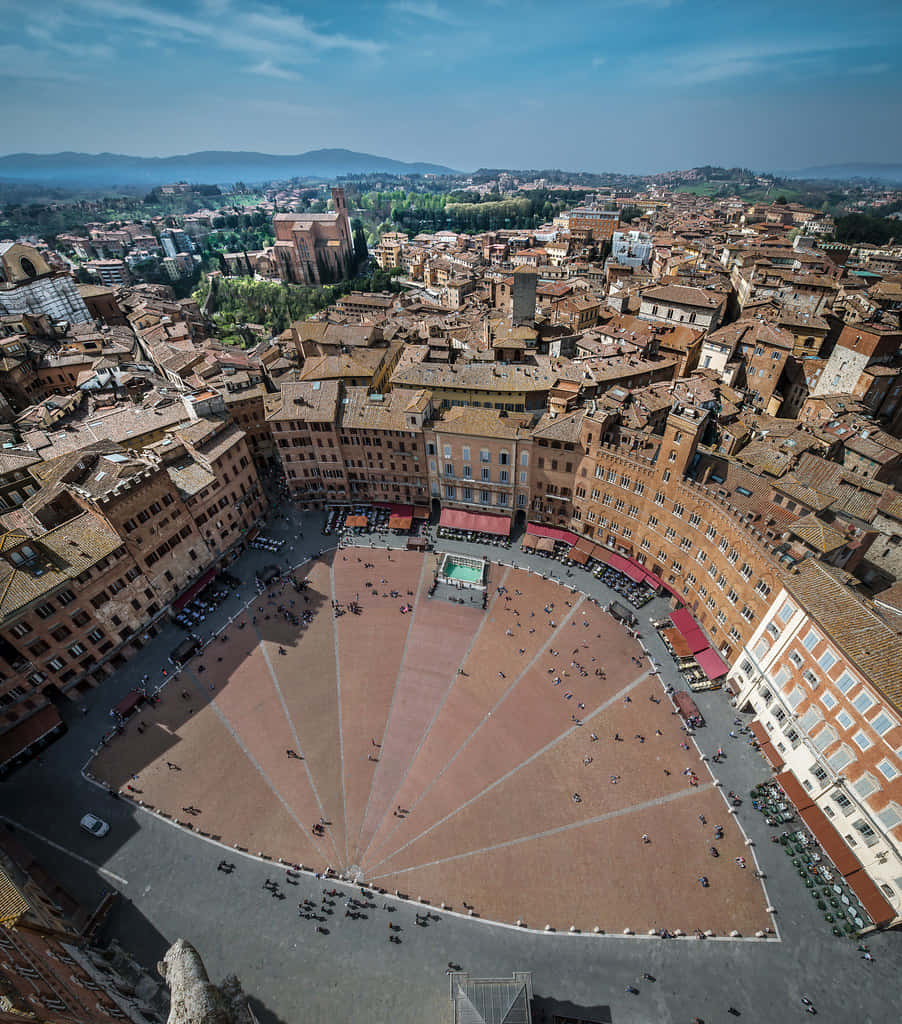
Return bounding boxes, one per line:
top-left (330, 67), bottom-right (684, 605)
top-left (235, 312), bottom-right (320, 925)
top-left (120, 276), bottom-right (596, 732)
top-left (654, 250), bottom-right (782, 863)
top-left (351, 553), bottom-right (432, 862)
top-left (357, 565), bottom-right (512, 866)
top-left (182, 665), bottom-right (318, 856)
top-left (254, 619), bottom-right (344, 866)
top-left (365, 666), bottom-right (649, 873)
top-left (328, 558), bottom-right (351, 866)
top-left (363, 589), bottom-right (586, 867)
top-left (368, 781), bottom-right (716, 879)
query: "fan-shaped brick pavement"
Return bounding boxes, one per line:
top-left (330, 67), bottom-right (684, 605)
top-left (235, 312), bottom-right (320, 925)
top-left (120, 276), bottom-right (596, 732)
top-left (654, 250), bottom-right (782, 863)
top-left (90, 548), bottom-right (771, 936)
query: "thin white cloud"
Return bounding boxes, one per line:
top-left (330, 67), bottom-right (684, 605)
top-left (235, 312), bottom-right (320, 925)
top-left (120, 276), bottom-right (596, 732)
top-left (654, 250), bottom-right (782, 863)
top-left (591, 56), bottom-right (606, 68)
top-left (389, 0), bottom-right (455, 24)
top-left (850, 62), bottom-right (891, 75)
top-left (247, 59), bottom-right (302, 81)
top-left (639, 35), bottom-right (885, 86)
top-left (63, 0), bottom-right (383, 65)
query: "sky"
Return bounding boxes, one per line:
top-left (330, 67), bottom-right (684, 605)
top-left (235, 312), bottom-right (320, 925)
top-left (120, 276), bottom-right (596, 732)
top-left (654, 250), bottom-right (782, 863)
top-left (2, 0), bottom-right (901, 174)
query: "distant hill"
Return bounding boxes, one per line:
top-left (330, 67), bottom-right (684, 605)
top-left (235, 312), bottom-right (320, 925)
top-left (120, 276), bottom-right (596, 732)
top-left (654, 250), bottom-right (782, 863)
top-left (782, 163), bottom-right (902, 183)
top-left (0, 149), bottom-right (458, 189)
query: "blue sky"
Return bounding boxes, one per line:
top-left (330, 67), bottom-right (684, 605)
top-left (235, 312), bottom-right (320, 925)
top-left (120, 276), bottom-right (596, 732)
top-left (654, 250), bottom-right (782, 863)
top-left (2, 0), bottom-right (901, 173)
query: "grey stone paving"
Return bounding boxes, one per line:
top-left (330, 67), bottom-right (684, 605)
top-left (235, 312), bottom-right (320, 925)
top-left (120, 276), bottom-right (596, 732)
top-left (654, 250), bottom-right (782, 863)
top-left (1, 505), bottom-right (899, 1024)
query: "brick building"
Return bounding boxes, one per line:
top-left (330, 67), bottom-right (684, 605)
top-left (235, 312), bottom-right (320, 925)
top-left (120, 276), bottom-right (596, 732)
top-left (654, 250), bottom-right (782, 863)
top-left (270, 188), bottom-right (354, 285)
top-left (731, 559), bottom-right (902, 924)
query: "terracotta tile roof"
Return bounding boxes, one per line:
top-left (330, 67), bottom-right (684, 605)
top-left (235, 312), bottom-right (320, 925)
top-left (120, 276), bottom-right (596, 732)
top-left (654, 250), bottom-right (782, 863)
top-left (0, 512), bottom-right (122, 623)
top-left (788, 514), bottom-right (847, 553)
top-left (787, 559), bottom-right (902, 713)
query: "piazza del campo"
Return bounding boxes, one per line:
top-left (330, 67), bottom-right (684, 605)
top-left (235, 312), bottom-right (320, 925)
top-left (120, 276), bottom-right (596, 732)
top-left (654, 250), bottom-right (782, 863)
top-left (1, 4), bottom-right (902, 1022)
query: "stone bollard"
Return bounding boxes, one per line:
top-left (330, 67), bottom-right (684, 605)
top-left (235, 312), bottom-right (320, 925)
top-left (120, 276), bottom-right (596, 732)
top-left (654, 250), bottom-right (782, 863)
top-left (745, 838), bottom-right (754, 845)
top-left (755, 930), bottom-right (765, 938)
top-left (674, 929), bottom-right (684, 936)
top-left (623, 928), bottom-right (632, 935)
top-left (704, 929), bottom-right (714, 937)
top-left (468, 909), bottom-right (474, 916)
top-left (593, 926), bottom-right (601, 934)
top-left (730, 930), bottom-right (740, 937)
top-left (569, 925), bottom-right (577, 933)
top-left (544, 924), bottom-right (553, 932)
top-left (648, 929), bottom-right (657, 936)
top-left (766, 906), bottom-right (776, 914)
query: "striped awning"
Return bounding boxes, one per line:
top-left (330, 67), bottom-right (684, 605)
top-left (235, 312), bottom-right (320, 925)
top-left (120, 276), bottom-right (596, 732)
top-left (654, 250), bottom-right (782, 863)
top-left (0, 868), bottom-right (29, 926)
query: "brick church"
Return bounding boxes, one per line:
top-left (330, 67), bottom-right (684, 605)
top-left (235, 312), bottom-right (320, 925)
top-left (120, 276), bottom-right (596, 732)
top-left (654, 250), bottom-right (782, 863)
top-left (269, 187), bottom-right (355, 285)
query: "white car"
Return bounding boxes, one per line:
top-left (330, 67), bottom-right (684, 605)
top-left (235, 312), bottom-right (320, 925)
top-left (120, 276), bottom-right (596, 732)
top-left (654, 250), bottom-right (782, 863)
top-left (80, 814), bottom-right (110, 838)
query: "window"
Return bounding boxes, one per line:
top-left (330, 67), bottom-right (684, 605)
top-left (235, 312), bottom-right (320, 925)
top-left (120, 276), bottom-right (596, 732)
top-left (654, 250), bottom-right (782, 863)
top-left (778, 601), bottom-right (794, 622)
top-left (499, 451), bottom-right (509, 465)
top-left (34, 602), bottom-right (56, 620)
top-left (853, 819), bottom-right (878, 846)
top-left (461, 447), bottom-right (470, 462)
top-left (481, 467), bottom-right (491, 482)
top-left (836, 710), bottom-right (854, 731)
top-left (833, 792), bottom-right (853, 812)
top-left (821, 692), bottom-right (837, 711)
top-left (445, 462), bottom-right (454, 476)
top-left (853, 730), bottom-right (873, 751)
top-left (871, 712), bottom-right (894, 736)
top-left (853, 774), bottom-right (878, 799)
top-left (835, 671), bottom-right (856, 695)
top-left (57, 588), bottom-right (76, 606)
top-left (878, 759), bottom-right (899, 781)
top-left (878, 805), bottom-right (902, 830)
top-left (444, 486), bottom-right (455, 500)
top-left (802, 629), bottom-right (820, 652)
top-left (811, 765), bottom-right (828, 782)
top-left (818, 650), bottom-right (837, 673)
top-left (755, 580), bottom-right (771, 599)
top-left (520, 451), bottom-right (529, 467)
top-left (480, 449), bottom-right (490, 463)
top-left (851, 691), bottom-right (875, 715)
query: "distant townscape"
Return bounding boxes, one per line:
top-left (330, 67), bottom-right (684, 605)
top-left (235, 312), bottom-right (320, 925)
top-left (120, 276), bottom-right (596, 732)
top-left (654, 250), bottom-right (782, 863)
top-left (1, 162), bottom-right (902, 1024)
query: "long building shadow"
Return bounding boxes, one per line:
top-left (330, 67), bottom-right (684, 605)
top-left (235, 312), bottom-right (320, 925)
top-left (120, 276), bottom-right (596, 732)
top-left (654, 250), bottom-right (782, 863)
top-left (532, 995), bottom-right (613, 1024)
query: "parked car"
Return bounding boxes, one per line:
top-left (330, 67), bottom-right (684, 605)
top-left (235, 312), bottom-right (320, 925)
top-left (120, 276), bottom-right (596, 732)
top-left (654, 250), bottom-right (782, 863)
top-left (80, 813), bottom-right (109, 838)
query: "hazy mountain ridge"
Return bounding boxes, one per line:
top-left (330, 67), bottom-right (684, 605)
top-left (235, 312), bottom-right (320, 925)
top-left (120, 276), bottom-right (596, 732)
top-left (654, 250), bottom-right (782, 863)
top-left (782, 163), bottom-right (902, 183)
top-left (0, 149), bottom-right (458, 188)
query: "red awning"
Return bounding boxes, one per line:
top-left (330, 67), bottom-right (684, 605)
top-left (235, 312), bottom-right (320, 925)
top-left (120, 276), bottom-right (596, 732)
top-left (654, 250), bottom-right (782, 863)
top-left (661, 626), bottom-right (692, 658)
top-left (439, 508), bottom-right (511, 536)
top-left (843, 868), bottom-right (896, 927)
top-left (797, 803), bottom-right (860, 875)
top-left (621, 560), bottom-right (646, 583)
top-left (695, 647), bottom-right (730, 679)
top-left (684, 628), bottom-right (709, 654)
top-left (0, 705), bottom-right (63, 769)
top-left (760, 742), bottom-right (785, 770)
top-left (569, 547), bottom-right (589, 565)
top-left (670, 608), bottom-right (698, 635)
top-left (113, 690), bottom-right (144, 719)
top-left (777, 770), bottom-right (814, 812)
top-left (526, 523), bottom-right (579, 545)
top-left (173, 567), bottom-right (218, 611)
top-left (750, 721), bottom-right (769, 745)
top-left (606, 552), bottom-right (633, 575)
top-left (390, 504), bottom-right (413, 517)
